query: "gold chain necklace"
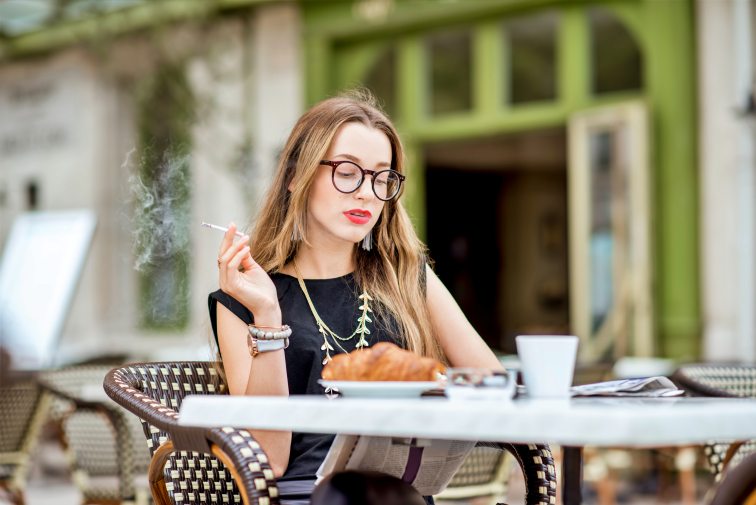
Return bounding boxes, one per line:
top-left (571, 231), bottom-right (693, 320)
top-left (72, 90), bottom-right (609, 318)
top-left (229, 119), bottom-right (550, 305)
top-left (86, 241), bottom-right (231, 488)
top-left (292, 261), bottom-right (373, 364)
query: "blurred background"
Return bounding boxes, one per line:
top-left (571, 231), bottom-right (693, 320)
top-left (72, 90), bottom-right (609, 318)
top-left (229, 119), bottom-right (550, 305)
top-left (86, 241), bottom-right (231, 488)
top-left (0, 0), bottom-right (753, 503)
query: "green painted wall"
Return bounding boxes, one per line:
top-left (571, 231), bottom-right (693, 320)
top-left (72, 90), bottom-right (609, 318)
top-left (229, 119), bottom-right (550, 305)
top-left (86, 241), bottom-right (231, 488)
top-left (643, 0), bottom-right (699, 360)
top-left (1, 0), bottom-right (698, 358)
top-left (0, 0), bottom-right (278, 59)
top-left (304, 0), bottom-right (701, 360)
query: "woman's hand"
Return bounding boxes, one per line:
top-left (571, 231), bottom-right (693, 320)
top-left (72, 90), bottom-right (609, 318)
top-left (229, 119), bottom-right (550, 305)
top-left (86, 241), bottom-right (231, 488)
top-left (217, 223), bottom-right (280, 321)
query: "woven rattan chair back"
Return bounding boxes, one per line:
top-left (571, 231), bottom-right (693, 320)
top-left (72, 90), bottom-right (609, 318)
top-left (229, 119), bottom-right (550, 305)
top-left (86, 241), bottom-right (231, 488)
top-left (106, 362), bottom-right (279, 505)
top-left (39, 365), bottom-right (151, 504)
top-left (672, 364), bottom-right (756, 478)
top-left (435, 446), bottom-right (513, 505)
top-left (118, 363), bottom-right (227, 456)
top-left (0, 380), bottom-right (51, 505)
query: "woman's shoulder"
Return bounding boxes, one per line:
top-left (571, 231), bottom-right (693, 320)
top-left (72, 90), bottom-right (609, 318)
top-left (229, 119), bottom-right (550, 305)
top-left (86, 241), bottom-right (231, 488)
top-left (271, 270), bottom-right (356, 285)
top-left (270, 271), bottom-right (295, 298)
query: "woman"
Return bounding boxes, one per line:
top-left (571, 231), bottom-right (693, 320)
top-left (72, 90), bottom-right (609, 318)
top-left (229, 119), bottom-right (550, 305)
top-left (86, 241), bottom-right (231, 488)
top-left (209, 92), bottom-right (502, 504)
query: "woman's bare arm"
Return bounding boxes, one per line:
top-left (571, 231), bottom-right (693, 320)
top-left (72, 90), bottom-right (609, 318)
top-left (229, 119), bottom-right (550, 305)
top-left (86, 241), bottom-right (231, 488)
top-left (425, 265), bottom-right (503, 369)
top-left (215, 223), bottom-right (291, 477)
top-left (216, 304), bottom-right (291, 477)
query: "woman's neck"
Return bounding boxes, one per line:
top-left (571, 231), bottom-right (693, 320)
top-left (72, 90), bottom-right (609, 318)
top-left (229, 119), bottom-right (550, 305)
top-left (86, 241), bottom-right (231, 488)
top-left (287, 244), bottom-right (355, 279)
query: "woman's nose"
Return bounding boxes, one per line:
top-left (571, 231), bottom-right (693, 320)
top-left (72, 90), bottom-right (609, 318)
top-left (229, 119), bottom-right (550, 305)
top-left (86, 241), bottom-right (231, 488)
top-left (354, 176), bottom-right (375, 200)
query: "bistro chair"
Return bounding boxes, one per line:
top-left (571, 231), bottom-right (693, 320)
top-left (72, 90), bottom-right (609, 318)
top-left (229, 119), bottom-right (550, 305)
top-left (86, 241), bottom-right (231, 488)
top-left (0, 378), bottom-right (51, 505)
top-left (104, 361), bottom-right (558, 505)
top-left (672, 364), bottom-right (756, 478)
top-left (434, 446), bottom-right (513, 505)
top-left (708, 450), bottom-right (756, 505)
top-left (38, 365), bottom-right (151, 505)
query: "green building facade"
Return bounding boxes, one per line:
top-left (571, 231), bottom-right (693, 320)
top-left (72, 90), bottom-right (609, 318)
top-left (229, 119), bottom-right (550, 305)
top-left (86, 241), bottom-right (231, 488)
top-left (0, 0), bottom-right (699, 360)
top-left (302, 0), bottom-right (698, 360)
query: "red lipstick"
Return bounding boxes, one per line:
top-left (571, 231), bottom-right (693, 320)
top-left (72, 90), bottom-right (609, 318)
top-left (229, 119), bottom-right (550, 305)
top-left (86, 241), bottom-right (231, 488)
top-left (344, 209), bottom-right (372, 225)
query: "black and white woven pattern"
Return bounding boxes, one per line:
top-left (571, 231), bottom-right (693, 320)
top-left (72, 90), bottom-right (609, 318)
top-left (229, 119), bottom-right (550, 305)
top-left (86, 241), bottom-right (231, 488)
top-left (445, 446), bottom-right (506, 487)
top-left (0, 380), bottom-right (50, 505)
top-left (476, 442), bottom-right (558, 505)
top-left (672, 364), bottom-right (756, 478)
top-left (105, 362), bottom-right (279, 505)
top-left (39, 365), bottom-right (152, 504)
top-left (674, 365), bottom-right (756, 398)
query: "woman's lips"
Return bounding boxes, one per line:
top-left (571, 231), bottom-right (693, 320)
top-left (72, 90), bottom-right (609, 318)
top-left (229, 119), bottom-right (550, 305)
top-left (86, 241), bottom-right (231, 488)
top-left (344, 209), bottom-right (372, 225)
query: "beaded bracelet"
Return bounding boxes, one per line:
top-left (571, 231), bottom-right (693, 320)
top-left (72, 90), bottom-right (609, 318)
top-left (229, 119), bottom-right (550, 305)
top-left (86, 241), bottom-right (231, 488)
top-left (247, 334), bottom-right (288, 358)
top-left (247, 324), bottom-right (292, 341)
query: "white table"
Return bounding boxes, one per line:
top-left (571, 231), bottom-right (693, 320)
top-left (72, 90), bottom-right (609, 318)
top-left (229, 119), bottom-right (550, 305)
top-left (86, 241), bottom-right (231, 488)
top-left (179, 396), bottom-right (756, 504)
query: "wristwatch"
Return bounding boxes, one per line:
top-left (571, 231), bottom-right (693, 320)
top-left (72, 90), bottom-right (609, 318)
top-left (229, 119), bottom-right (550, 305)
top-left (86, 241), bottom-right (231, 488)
top-left (247, 334), bottom-right (289, 357)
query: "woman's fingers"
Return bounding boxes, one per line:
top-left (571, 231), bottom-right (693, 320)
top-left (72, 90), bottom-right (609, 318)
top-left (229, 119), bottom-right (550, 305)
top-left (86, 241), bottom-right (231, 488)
top-left (227, 245), bottom-right (250, 273)
top-left (218, 222), bottom-right (237, 259)
top-left (218, 231), bottom-right (249, 287)
top-left (240, 249), bottom-right (256, 271)
top-left (219, 234), bottom-right (249, 264)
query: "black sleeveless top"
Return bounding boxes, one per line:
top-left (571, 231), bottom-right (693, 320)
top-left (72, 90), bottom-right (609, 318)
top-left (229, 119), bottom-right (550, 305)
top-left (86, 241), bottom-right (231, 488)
top-left (208, 272), bottom-right (405, 481)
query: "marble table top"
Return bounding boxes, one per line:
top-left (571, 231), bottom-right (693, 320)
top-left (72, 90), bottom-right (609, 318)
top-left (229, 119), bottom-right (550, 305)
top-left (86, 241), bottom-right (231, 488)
top-left (179, 395), bottom-right (756, 447)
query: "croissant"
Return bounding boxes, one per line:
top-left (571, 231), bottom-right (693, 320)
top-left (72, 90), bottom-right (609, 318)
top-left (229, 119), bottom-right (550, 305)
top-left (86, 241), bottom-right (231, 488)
top-left (322, 342), bottom-right (445, 381)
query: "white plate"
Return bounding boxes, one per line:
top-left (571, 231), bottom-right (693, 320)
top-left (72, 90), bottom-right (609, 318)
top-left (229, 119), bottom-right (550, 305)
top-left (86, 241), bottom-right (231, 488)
top-left (318, 380), bottom-right (439, 398)
top-left (445, 386), bottom-right (516, 401)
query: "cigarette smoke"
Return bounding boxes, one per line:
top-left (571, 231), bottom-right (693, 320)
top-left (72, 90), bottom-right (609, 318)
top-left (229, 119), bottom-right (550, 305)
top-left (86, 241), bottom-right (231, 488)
top-left (125, 148), bottom-right (192, 272)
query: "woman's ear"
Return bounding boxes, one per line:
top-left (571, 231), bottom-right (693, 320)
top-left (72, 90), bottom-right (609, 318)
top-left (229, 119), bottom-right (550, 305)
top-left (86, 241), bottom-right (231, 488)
top-left (287, 171), bottom-right (297, 192)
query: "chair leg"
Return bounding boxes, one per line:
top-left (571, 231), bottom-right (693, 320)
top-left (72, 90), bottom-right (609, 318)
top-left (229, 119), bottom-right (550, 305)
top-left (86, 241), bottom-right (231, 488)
top-left (595, 477), bottom-right (616, 505)
top-left (0, 482), bottom-right (25, 505)
top-left (675, 447), bottom-right (697, 505)
top-left (148, 441), bottom-right (176, 505)
top-left (722, 442), bottom-right (745, 473)
top-left (8, 490), bottom-right (25, 505)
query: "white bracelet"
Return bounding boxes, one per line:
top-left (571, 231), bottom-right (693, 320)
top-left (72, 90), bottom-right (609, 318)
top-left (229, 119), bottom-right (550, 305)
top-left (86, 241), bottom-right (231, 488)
top-left (247, 333), bottom-right (289, 357)
top-left (248, 324), bottom-right (292, 341)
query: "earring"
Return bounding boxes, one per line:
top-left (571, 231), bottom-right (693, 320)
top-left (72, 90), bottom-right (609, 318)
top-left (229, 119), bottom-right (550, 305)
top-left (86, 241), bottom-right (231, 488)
top-left (291, 222), bottom-right (301, 242)
top-left (361, 230), bottom-right (372, 251)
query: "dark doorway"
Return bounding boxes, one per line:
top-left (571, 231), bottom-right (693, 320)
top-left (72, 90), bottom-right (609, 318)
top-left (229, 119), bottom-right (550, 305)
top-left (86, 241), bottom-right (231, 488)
top-left (426, 169), bottom-right (503, 348)
top-left (425, 128), bottom-right (570, 353)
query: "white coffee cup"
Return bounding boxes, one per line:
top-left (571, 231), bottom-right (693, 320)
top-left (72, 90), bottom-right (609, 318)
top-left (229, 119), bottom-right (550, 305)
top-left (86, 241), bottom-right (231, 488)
top-left (516, 335), bottom-right (579, 398)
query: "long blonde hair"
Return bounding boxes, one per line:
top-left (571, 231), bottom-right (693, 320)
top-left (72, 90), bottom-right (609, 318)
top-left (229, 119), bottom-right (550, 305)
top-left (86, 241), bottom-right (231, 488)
top-left (249, 92), bottom-right (445, 363)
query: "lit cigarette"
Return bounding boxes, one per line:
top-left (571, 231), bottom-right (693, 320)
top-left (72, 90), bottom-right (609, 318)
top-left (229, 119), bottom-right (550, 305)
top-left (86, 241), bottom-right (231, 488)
top-left (201, 222), bottom-right (246, 238)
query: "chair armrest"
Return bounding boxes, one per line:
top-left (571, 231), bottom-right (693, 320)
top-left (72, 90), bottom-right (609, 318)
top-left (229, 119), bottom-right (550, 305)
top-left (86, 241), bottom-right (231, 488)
top-left (104, 366), bottom-right (187, 443)
top-left (207, 427), bottom-right (280, 503)
top-left (105, 364), bottom-right (280, 505)
top-left (709, 451), bottom-right (756, 505)
top-left (476, 442), bottom-right (557, 505)
top-left (671, 368), bottom-right (740, 398)
top-left (148, 427), bottom-right (280, 505)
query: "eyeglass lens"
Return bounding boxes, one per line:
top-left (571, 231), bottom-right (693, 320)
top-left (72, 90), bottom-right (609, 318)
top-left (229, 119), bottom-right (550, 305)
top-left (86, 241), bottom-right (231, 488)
top-left (332, 161), bottom-right (402, 200)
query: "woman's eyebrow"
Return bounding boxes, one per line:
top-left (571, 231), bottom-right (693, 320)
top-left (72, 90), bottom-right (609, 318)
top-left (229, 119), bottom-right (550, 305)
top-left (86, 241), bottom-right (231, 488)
top-left (333, 153), bottom-right (392, 168)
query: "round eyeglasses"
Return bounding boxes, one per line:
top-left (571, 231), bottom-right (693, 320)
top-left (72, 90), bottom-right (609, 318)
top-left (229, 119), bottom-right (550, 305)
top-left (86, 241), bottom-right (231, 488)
top-left (320, 160), bottom-right (406, 201)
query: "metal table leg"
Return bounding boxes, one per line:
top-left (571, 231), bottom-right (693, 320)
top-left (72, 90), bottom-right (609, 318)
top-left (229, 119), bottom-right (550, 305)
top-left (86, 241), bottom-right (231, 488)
top-left (562, 446), bottom-right (583, 505)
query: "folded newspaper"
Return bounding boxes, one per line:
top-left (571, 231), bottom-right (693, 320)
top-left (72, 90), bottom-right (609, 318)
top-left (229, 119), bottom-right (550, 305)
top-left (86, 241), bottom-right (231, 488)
top-left (316, 435), bottom-right (476, 495)
top-left (569, 376), bottom-right (685, 397)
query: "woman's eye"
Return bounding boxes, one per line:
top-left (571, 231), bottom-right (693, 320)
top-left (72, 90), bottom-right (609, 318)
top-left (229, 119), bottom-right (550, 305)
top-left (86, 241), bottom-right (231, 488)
top-left (375, 179), bottom-right (388, 186)
top-left (336, 171), bottom-right (357, 178)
